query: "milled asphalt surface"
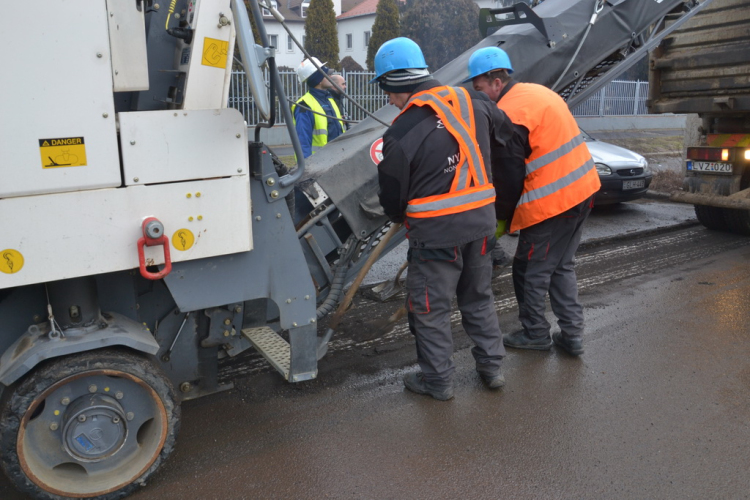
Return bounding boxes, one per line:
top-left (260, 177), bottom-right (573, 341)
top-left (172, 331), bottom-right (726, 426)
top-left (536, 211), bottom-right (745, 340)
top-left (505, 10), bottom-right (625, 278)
top-left (118, 222), bottom-right (750, 500)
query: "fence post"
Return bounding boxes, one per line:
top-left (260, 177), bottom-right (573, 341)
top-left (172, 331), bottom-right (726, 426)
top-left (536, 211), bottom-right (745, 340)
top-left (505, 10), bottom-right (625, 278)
top-left (633, 81), bottom-right (641, 116)
top-left (598, 87), bottom-right (605, 116)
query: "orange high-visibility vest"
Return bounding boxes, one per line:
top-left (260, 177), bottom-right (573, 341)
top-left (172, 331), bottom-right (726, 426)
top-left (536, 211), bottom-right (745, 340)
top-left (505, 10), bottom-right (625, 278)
top-left (498, 83), bottom-right (600, 232)
top-left (395, 86), bottom-right (496, 219)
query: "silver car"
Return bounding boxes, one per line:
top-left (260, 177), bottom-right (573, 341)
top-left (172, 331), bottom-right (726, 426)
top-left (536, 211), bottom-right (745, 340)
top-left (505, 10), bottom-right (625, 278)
top-left (581, 129), bottom-right (653, 205)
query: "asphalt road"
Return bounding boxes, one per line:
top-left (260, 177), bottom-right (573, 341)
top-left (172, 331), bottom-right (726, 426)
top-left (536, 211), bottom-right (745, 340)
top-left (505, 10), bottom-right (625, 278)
top-left (112, 224), bottom-right (750, 498)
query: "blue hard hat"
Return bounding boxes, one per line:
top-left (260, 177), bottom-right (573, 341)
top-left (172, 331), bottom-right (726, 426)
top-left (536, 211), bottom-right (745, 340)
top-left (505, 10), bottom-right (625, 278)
top-left (462, 46), bottom-right (514, 83)
top-left (369, 37), bottom-right (428, 84)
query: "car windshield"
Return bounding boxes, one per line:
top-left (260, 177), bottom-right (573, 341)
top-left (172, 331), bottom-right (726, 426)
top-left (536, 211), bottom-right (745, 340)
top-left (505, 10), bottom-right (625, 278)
top-left (579, 128), bottom-right (594, 142)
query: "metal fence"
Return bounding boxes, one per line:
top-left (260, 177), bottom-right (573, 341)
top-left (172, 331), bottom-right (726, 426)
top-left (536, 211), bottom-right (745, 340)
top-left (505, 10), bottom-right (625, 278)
top-left (572, 80), bottom-right (649, 117)
top-left (228, 70), bottom-right (649, 125)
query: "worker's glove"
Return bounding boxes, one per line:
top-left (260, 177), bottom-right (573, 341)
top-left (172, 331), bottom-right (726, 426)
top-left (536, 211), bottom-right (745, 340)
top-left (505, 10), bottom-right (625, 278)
top-left (495, 219), bottom-right (508, 239)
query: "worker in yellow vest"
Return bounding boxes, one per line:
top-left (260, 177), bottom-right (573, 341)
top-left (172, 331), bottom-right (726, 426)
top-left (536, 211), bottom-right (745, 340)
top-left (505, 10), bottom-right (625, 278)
top-left (465, 46), bottom-right (601, 357)
top-left (292, 57), bottom-right (344, 158)
top-left (372, 38), bottom-right (517, 400)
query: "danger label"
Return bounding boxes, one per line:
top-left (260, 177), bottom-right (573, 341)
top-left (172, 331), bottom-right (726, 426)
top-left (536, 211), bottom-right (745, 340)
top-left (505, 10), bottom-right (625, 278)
top-left (202, 37), bottom-right (229, 69)
top-left (39, 136), bottom-right (87, 169)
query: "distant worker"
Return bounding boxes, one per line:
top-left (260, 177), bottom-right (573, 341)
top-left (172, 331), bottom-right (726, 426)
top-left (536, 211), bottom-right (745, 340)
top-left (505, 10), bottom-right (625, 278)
top-left (292, 57), bottom-right (344, 158)
top-left (328, 74), bottom-right (351, 131)
top-left (372, 37), bottom-right (516, 400)
top-left (464, 46), bottom-right (601, 356)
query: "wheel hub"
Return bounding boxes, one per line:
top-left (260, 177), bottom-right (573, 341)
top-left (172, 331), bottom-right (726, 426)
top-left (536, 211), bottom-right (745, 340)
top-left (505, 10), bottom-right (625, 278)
top-left (62, 394), bottom-right (127, 462)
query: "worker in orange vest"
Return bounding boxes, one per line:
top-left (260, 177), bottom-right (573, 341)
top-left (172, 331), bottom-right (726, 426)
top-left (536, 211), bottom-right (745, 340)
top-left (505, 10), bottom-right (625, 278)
top-left (465, 47), bottom-right (601, 356)
top-left (372, 38), bottom-right (516, 400)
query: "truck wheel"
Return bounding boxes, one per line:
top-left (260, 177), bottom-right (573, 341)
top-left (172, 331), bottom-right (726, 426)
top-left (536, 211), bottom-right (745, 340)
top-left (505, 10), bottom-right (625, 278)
top-left (0, 349), bottom-right (179, 500)
top-left (694, 205), bottom-right (730, 231)
top-left (722, 208), bottom-right (750, 235)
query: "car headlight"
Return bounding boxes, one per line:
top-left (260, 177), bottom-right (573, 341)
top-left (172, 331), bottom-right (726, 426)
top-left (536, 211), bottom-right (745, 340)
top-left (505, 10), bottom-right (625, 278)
top-left (595, 162), bottom-right (612, 176)
top-left (638, 156), bottom-right (650, 173)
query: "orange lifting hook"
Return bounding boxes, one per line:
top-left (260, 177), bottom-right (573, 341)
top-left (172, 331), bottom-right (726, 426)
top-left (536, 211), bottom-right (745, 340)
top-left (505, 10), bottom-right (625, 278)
top-left (137, 217), bottom-right (172, 280)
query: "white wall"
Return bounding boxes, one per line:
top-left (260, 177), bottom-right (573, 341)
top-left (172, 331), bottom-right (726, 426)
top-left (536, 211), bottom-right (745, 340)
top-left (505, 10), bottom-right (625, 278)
top-left (337, 15), bottom-right (375, 69)
top-left (264, 22), bottom-right (306, 69)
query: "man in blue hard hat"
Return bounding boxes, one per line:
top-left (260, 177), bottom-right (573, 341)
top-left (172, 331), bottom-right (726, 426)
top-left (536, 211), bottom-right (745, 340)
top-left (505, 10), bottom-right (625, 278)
top-left (292, 57), bottom-right (345, 158)
top-left (371, 37), bottom-right (517, 400)
top-left (464, 46), bottom-right (600, 357)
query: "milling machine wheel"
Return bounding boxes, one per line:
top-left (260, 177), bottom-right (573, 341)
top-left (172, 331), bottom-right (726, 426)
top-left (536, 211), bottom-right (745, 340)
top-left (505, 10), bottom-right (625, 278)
top-left (694, 205), bottom-right (731, 232)
top-left (722, 208), bottom-right (750, 235)
top-left (0, 349), bottom-right (180, 500)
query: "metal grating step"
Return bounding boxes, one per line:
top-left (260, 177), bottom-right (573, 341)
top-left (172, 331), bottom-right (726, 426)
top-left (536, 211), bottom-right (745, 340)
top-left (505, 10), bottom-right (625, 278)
top-left (242, 326), bottom-right (290, 380)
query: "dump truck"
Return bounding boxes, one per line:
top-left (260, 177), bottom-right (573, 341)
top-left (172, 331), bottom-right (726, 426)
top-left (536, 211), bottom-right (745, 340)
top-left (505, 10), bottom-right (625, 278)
top-left (0, 0), bottom-right (713, 498)
top-left (649, 0), bottom-right (750, 233)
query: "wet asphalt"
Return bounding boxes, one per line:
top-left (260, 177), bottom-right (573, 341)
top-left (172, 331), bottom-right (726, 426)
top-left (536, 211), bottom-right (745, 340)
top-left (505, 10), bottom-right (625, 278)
top-left (117, 224), bottom-right (750, 499)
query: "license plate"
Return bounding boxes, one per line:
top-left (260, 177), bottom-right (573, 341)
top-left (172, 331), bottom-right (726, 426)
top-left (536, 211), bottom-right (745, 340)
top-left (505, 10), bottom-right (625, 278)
top-left (622, 179), bottom-right (645, 190)
top-left (687, 161), bottom-right (732, 173)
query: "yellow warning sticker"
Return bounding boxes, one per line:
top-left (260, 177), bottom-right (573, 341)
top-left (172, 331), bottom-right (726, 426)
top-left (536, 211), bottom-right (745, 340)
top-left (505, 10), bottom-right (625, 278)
top-left (172, 229), bottom-right (195, 251)
top-left (202, 37), bottom-right (229, 69)
top-left (39, 137), bottom-right (87, 169)
top-left (0, 249), bottom-right (24, 274)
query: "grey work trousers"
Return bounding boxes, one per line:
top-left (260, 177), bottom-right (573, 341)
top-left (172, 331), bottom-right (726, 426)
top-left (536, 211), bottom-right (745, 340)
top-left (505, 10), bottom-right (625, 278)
top-left (512, 196), bottom-right (593, 340)
top-left (406, 236), bottom-right (505, 388)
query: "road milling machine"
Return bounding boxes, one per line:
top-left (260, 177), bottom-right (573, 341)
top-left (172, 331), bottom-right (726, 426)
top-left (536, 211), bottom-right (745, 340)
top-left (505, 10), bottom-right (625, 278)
top-left (0, 0), bottom-right (712, 498)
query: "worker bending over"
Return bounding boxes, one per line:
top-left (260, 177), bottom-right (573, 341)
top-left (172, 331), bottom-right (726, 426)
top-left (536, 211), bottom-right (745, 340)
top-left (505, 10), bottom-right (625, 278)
top-left (465, 47), bottom-right (601, 356)
top-left (292, 57), bottom-right (344, 158)
top-left (372, 38), bottom-right (516, 400)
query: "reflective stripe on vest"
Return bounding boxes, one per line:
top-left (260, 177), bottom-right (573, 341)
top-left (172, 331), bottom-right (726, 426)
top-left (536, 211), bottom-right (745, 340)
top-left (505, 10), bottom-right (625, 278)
top-left (497, 83), bottom-right (600, 232)
top-left (291, 93), bottom-right (344, 155)
top-left (396, 86), bottom-right (495, 218)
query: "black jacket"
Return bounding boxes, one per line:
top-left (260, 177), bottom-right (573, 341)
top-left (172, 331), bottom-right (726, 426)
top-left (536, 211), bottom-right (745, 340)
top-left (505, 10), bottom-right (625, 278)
top-left (377, 80), bottom-right (516, 249)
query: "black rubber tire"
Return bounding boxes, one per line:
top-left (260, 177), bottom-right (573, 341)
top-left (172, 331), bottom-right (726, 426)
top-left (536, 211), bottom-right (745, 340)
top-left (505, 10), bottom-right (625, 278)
top-left (0, 349), bottom-right (180, 500)
top-left (722, 208), bottom-right (750, 235)
top-left (694, 205), bottom-right (731, 232)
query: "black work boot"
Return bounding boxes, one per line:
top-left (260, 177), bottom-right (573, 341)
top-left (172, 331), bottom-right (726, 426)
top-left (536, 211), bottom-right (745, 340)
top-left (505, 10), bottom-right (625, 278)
top-left (503, 330), bottom-right (552, 351)
top-left (477, 370), bottom-right (506, 389)
top-left (552, 332), bottom-right (584, 356)
top-left (403, 372), bottom-right (454, 401)
top-left (491, 248), bottom-right (513, 278)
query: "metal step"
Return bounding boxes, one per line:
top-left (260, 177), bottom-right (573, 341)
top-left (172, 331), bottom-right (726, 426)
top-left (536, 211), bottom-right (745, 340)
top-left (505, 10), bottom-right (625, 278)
top-left (241, 326), bottom-right (290, 380)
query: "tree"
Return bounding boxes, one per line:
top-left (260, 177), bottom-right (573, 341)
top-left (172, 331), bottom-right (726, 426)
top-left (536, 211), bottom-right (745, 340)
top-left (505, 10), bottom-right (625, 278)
top-left (366, 0), bottom-right (401, 71)
top-left (304, 0), bottom-right (341, 71)
top-left (401, 0), bottom-right (482, 71)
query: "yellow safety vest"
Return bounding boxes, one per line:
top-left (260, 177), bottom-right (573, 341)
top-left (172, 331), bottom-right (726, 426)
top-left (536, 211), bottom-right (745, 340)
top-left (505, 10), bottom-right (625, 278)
top-left (292, 93), bottom-right (344, 156)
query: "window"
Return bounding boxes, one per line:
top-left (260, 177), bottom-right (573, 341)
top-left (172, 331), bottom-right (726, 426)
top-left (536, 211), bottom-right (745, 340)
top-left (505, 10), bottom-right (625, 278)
top-left (302, 35), bottom-right (307, 47)
top-left (346, 34), bottom-right (352, 50)
top-left (287, 35), bottom-right (294, 52)
top-left (268, 34), bottom-right (278, 48)
top-left (301, 2), bottom-right (309, 17)
top-left (364, 31), bottom-right (371, 48)
top-left (262, 0), bottom-right (277, 16)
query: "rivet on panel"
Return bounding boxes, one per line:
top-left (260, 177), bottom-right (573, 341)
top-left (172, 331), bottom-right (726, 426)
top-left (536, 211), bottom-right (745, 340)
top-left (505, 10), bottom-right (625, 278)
top-left (276, 213), bottom-right (281, 219)
top-left (196, 192), bottom-right (201, 197)
top-left (88, 385), bottom-right (97, 393)
top-left (237, 168), bottom-right (243, 173)
top-left (255, 216), bottom-right (261, 221)
top-left (50, 423), bottom-right (59, 431)
top-left (197, 215), bottom-right (203, 221)
top-left (286, 299), bottom-right (292, 304)
top-left (102, 113), bottom-right (109, 118)
top-left (186, 193), bottom-right (192, 198)
top-left (133, 177), bottom-right (139, 183)
top-left (236, 133), bottom-right (241, 138)
top-left (310, 319), bottom-right (316, 324)
top-left (188, 216), bottom-right (194, 222)
top-left (130, 140), bottom-right (136, 145)
top-left (304, 295), bottom-right (310, 300)
top-left (97, 53), bottom-right (103, 58)
top-left (292, 322), bottom-right (298, 327)
top-left (270, 190), bottom-right (279, 199)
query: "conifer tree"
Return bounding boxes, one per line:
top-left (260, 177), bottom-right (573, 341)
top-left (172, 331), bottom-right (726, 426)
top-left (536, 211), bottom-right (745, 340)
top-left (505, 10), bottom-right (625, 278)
top-left (366, 0), bottom-right (401, 71)
top-left (401, 0), bottom-right (481, 71)
top-left (304, 0), bottom-right (341, 71)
